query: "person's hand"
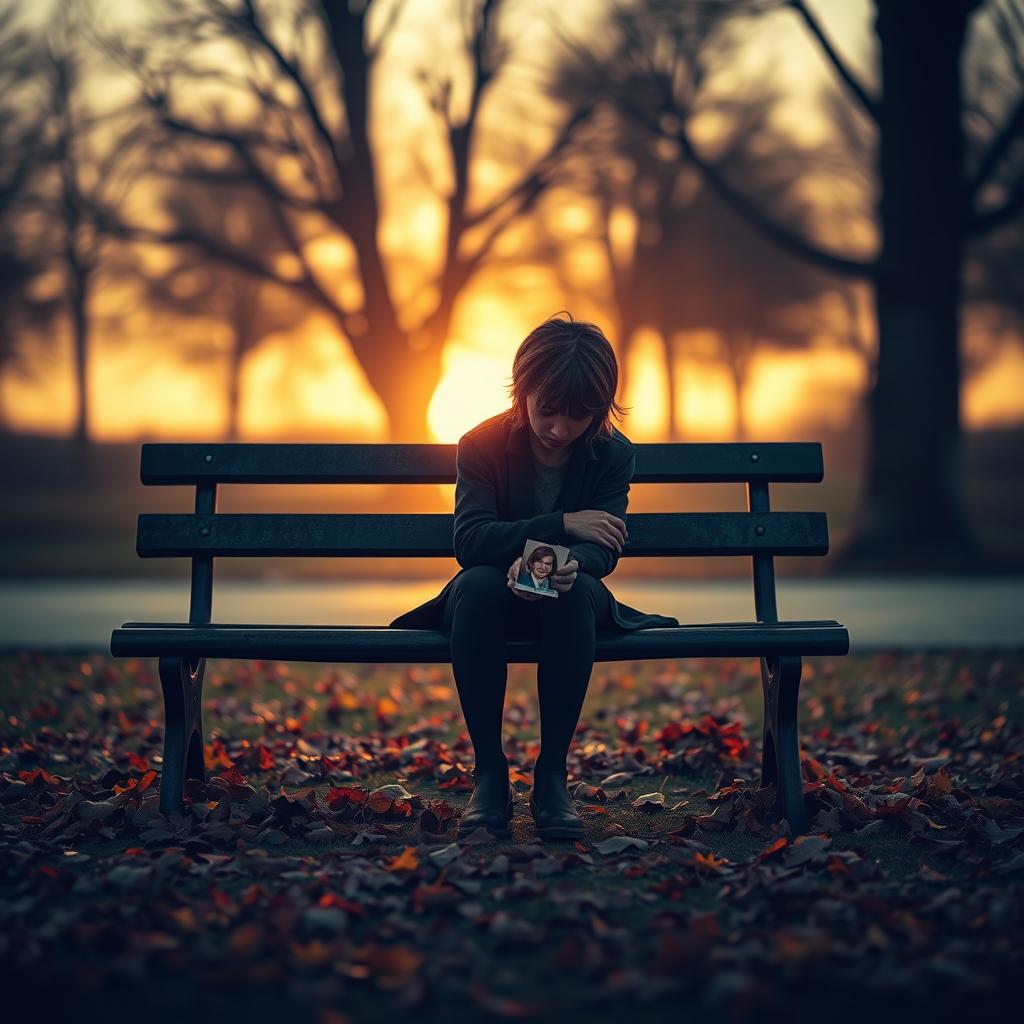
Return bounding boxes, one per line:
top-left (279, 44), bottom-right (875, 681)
top-left (550, 558), bottom-right (578, 594)
top-left (507, 556), bottom-right (542, 600)
top-left (563, 510), bottom-right (628, 553)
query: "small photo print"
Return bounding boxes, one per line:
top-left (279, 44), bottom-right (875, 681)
top-left (513, 538), bottom-right (572, 598)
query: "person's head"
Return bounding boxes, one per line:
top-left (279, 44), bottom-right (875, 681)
top-left (506, 312), bottom-right (629, 454)
top-left (526, 545), bottom-right (557, 578)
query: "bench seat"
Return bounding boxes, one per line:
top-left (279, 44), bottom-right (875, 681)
top-left (111, 619), bottom-right (850, 662)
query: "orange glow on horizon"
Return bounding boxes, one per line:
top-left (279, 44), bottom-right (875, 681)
top-left (0, 303), bottom-right (1020, 442)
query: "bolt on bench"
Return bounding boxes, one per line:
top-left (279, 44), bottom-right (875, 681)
top-left (109, 441), bottom-right (850, 834)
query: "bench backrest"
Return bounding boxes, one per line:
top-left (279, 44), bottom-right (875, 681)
top-left (136, 441), bottom-right (829, 628)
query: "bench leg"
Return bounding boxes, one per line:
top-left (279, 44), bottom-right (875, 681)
top-left (758, 654), bottom-right (808, 836)
top-left (158, 656), bottom-right (207, 815)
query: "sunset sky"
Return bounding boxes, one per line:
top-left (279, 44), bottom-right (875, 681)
top-left (3, 0), bottom-right (1022, 443)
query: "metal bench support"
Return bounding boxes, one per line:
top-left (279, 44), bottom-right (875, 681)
top-left (158, 479), bottom-right (216, 814)
top-left (158, 655), bottom-right (207, 814)
top-left (759, 654), bottom-right (807, 835)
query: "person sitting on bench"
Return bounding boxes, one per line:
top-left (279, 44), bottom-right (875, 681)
top-left (389, 311), bottom-right (679, 841)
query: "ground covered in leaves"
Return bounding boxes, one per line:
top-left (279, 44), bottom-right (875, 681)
top-left (2, 650), bottom-right (1023, 1023)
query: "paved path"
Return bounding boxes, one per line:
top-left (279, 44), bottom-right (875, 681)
top-left (0, 577), bottom-right (1021, 652)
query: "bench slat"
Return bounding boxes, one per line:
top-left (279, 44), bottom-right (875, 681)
top-left (140, 441), bottom-right (824, 485)
top-left (136, 511), bottom-right (829, 557)
top-left (118, 618), bottom-right (844, 630)
top-left (110, 622), bottom-right (850, 661)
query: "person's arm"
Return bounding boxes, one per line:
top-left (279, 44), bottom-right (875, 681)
top-left (453, 433), bottom-right (565, 570)
top-left (567, 443), bottom-right (635, 580)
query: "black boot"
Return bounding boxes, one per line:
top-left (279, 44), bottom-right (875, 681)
top-left (529, 767), bottom-right (584, 840)
top-left (458, 765), bottom-right (515, 839)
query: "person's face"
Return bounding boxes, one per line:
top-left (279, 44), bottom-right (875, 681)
top-left (526, 391), bottom-right (593, 452)
top-left (531, 555), bottom-right (554, 578)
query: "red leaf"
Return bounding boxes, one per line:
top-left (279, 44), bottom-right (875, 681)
top-left (214, 765), bottom-right (249, 787)
top-left (326, 785), bottom-right (368, 810)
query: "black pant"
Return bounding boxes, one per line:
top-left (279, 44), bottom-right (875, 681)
top-left (441, 564), bottom-right (616, 775)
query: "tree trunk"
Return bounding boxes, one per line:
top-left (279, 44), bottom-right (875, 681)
top-left (726, 343), bottom-right (746, 442)
top-left (0, 364), bottom-right (8, 435)
top-left (835, 0), bottom-right (990, 572)
top-left (612, 284), bottom-right (643, 424)
top-left (662, 331), bottom-right (682, 441)
top-left (226, 329), bottom-right (243, 442)
top-left (356, 322), bottom-right (447, 443)
top-left (70, 264), bottom-right (89, 449)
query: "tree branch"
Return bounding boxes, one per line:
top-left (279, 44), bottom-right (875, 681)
top-left (93, 216), bottom-right (298, 288)
top-left (235, 0), bottom-right (348, 187)
top-left (784, 0), bottom-right (880, 122)
top-left (463, 107), bottom-right (589, 229)
top-left (645, 101), bottom-right (876, 279)
top-left (967, 177), bottom-right (1024, 235)
top-left (966, 91), bottom-right (1024, 200)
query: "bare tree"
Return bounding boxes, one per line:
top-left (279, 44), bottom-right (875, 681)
top-left (131, 179), bottom-right (308, 440)
top-left (553, 0), bottom-right (1024, 570)
top-left (97, 0), bottom-right (591, 441)
top-left (24, 2), bottom-right (146, 450)
top-left (547, 2), bottom-right (855, 440)
top-left (0, 2), bottom-right (62, 434)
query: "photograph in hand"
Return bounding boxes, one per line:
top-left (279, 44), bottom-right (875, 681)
top-left (513, 539), bottom-right (572, 598)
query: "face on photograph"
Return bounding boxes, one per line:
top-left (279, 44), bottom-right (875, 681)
top-left (526, 391), bottom-right (593, 453)
top-left (528, 553), bottom-right (555, 579)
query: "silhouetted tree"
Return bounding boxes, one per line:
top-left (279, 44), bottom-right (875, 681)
top-left (0, 3), bottom-right (61, 434)
top-left (556, 0), bottom-right (1024, 569)
top-left (99, 0), bottom-right (590, 441)
top-left (23, 2), bottom-right (145, 451)
top-left (135, 180), bottom-right (307, 440)
top-left (548, 3), bottom-right (857, 439)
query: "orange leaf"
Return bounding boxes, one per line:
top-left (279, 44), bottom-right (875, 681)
top-left (367, 793), bottom-right (395, 814)
top-left (694, 852), bottom-right (729, 872)
top-left (210, 887), bottom-right (237, 913)
top-left (290, 939), bottom-right (336, 968)
top-left (17, 768), bottom-right (62, 786)
top-left (376, 696), bottom-right (399, 718)
top-left (317, 892), bottom-right (365, 916)
top-left (757, 836), bottom-right (789, 861)
top-left (384, 847), bottom-right (419, 872)
top-left (228, 923), bottom-right (264, 957)
top-left (204, 738), bottom-right (234, 770)
top-left (169, 907), bottom-right (198, 931)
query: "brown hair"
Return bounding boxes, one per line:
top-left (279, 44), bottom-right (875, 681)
top-left (505, 312), bottom-right (629, 451)
top-left (526, 545), bottom-right (557, 573)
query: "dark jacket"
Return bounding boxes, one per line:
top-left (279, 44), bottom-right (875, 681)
top-left (388, 409), bottom-right (680, 632)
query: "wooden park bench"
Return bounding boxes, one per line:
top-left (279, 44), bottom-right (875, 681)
top-left (109, 441), bottom-right (850, 834)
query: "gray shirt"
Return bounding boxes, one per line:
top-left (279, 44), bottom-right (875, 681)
top-left (532, 456), bottom-right (567, 514)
